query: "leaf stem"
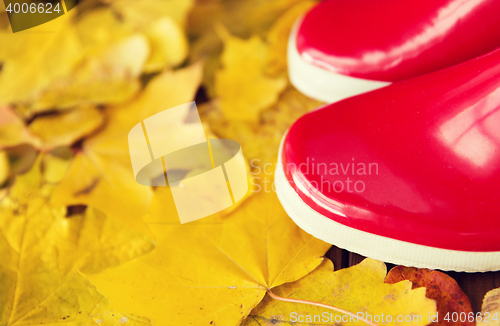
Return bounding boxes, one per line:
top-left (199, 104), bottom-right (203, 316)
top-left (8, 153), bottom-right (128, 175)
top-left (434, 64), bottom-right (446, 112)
top-left (266, 289), bottom-right (380, 326)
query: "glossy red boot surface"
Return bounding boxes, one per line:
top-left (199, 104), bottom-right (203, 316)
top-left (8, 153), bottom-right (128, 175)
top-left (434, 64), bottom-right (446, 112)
top-left (290, 0), bottom-right (500, 102)
top-left (278, 48), bottom-right (500, 271)
top-left (298, 0), bottom-right (500, 81)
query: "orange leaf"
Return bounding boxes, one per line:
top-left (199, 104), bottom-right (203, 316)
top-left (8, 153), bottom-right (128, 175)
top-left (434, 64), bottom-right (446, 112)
top-left (385, 266), bottom-right (473, 326)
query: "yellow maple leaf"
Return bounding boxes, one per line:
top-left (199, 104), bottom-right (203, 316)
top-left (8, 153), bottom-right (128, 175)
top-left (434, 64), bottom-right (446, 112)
top-left (33, 33), bottom-right (150, 110)
top-left (1, 145), bottom-right (37, 179)
top-left (83, 187), bottom-right (331, 326)
top-left (27, 7), bottom-right (155, 111)
top-left (202, 86), bottom-right (323, 179)
top-left (106, 0), bottom-right (193, 29)
top-left (0, 3), bottom-right (188, 112)
top-left (189, 31), bottom-right (222, 98)
top-left (76, 207), bottom-right (156, 274)
top-left (0, 150), bottom-right (8, 186)
top-left (40, 149), bottom-right (73, 184)
top-left (243, 258), bottom-right (437, 326)
top-left (75, 6), bottom-right (189, 75)
top-left (215, 27), bottom-right (287, 122)
top-left (265, 0), bottom-right (318, 77)
top-left (28, 106), bottom-right (104, 150)
top-left (0, 158), bottom-right (154, 325)
top-left (188, 0), bottom-right (306, 98)
top-left (478, 288), bottom-right (500, 326)
top-left (143, 17), bottom-right (189, 72)
top-left (0, 13), bottom-right (83, 109)
top-left (51, 63), bottom-right (203, 236)
top-left (0, 3), bottom-right (8, 31)
top-left (105, 0), bottom-right (192, 73)
top-left (188, 0), bottom-right (306, 40)
top-left (0, 105), bottom-right (104, 152)
top-left (0, 106), bottom-right (39, 149)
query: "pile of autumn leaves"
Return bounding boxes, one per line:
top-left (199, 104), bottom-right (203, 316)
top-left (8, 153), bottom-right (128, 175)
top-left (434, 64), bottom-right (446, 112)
top-left (0, 0), bottom-right (497, 325)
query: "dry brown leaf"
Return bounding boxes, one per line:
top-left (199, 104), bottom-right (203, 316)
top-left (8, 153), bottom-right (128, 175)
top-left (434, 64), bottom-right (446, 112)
top-left (385, 266), bottom-right (473, 326)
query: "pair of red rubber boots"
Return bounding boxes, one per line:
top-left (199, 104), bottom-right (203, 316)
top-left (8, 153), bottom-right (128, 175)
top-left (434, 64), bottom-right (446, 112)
top-left (277, 0), bottom-right (500, 272)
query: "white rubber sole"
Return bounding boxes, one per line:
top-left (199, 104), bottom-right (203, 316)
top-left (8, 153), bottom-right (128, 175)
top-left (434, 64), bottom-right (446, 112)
top-left (287, 17), bottom-right (391, 103)
top-left (275, 135), bottom-right (500, 272)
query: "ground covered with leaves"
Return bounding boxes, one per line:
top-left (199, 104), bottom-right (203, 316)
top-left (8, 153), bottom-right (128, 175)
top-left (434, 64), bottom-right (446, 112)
top-left (0, 0), bottom-right (498, 325)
